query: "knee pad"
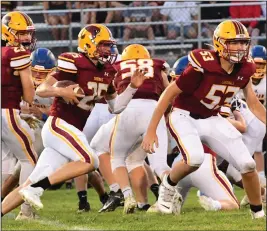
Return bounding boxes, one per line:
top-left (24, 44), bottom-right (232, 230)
top-left (188, 151), bottom-right (205, 167)
top-left (239, 158), bottom-right (256, 174)
top-left (111, 157), bottom-right (126, 172)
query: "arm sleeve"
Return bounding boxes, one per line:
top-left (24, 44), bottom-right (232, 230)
top-left (175, 64), bottom-right (203, 94)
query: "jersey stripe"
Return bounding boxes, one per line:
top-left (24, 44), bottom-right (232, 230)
top-left (10, 57), bottom-right (31, 68)
top-left (58, 59), bottom-right (77, 72)
top-left (13, 62), bottom-right (31, 70)
top-left (188, 52), bottom-right (204, 73)
top-left (11, 54), bottom-right (30, 61)
top-left (58, 56), bottom-right (75, 63)
top-left (57, 66), bottom-right (77, 74)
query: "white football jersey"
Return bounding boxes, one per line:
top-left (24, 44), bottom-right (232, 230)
top-left (236, 75), bottom-right (266, 107)
top-left (32, 94), bottom-right (53, 109)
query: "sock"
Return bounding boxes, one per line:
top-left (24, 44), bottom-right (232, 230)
top-left (250, 204), bottom-right (263, 213)
top-left (77, 191), bottom-right (87, 204)
top-left (1, 212), bottom-right (4, 217)
top-left (31, 177), bottom-right (51, 190)
top-left (150, 184), bottom-right (159, 199)
top-left (122, 186), bottom-right (133, 198)
top-left (167, 174), bottom-right (177, 186)
top-left (99, 192), bottom-right (109, 205)
top-left (109, 183), bottom-right (120, 193)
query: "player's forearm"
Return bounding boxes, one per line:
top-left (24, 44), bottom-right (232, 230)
top-left (107, 84), bottom-right (138, 114)
top-left (36, 84), bottom-right (61, 98)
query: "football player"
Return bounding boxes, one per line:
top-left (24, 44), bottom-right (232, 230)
top-left (142, 20), bottom-right (266, 219)
top-left (1, 24), bottom-right (147, 216)
top-left (2, 48), bottom-right (56, 219)
top-left (1, 11), bottom-right (38, 220)
top-left (91, 44), bottom-right (170, 214)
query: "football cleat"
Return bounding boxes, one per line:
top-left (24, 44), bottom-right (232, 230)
top-left (251, 210), bottom-right (265, 219)
top-left (98, 190), bottom-right (123, 213)
top-left (147, 202), bottom-right (160, 213)
top-left (137, 204), bottom-right (151, 211)
top-left (123, 195), bottom-right (137, 214)
top-left (19, 186), bottom-right (44, 210)
top-left (158, 175), bottom-right (183, 215)
top-left (15, 211), bottom-right (39, 221)
top-left (77, 202), bottom-right (90, 213)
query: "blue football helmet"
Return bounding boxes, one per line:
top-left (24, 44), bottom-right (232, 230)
top-left (170, 56), bottom-right (189, 79)
top-left (251, 45), bottom-right (266, 80)
top-left (31, 48), bottom-right (57, 85)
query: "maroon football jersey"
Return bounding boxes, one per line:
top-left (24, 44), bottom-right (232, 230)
top-left (2, 46), bottom-right (31, 109)
top-left (114, 59), bottom-right (168, 101)
top-left (49, 52), bottom-right (116, 130)
top-left (173, 49), bottom-right (256, 118)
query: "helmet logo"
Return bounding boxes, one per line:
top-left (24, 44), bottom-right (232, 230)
top-left (85, 25), bottom-right (100, 40)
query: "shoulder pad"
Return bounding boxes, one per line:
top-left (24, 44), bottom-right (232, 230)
top-left (188, 49), bottom-right (217, 73)
top-left (9, 47), bottom-right (31, 70)
top-left (58, 52), bottom-right (80, 74)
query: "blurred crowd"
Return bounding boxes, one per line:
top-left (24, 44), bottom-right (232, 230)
top-left (2, 1), bottom-right (266, 45)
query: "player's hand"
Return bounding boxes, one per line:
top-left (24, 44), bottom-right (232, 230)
top-left (230, 96), bottom-right (241, 112)
top-left (141, 131), bottom-right (159, 154)
top-left (29, 105), bottom-right (42, 120)
top-left (130, 68), bottom-right (149, 89)
top-left (58, 84), bottom-right (85, 105)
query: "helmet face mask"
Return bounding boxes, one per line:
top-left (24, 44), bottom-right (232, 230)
top-left (93, 40), bottom-right (117, 64)
top-left (223, 39), bottom-right (251, 63)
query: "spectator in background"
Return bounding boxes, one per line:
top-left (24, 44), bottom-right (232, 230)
top-left (123, 1), bottom-right (154, 47)
top-left (43, 1), bottom-right (72, 40)
top-left (229, 1), bottom-right (261, 43)
top-left (161, 1), bottom-right (198, 40)
top-left (148, 1), bottom-right (165, 37)
top-left (1, 1), bottom-right (19, 11)
top-left (110, 1), bottom-right (133, 38)
top-left (201, 1), bottom-right (229, 38)
top-left (91, 2), bottom-right (114, 24)
top-left (259, 2), bottom-right (266, 35)
top-left (82, 2), bottom-right (97, 24)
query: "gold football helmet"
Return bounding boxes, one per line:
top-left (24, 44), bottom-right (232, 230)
top-left (213, 20), bottom-right (250, 63)
top-left (121, 44), bottom-right (150, 61)
top-left (2, 11), bottom-right (36, 50)
top-left (77, 24), bottom-right (116, 64)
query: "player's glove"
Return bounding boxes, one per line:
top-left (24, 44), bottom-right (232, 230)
top-left (230, 96), bottom-right (241, 112)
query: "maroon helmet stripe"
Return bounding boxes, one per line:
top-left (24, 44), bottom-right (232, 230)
top-left (236, 21), bottom-right (245, 34)
top-left (232, 20), bottom-right (240, 35)
top-left (20, 12), bottom-right (32, 26)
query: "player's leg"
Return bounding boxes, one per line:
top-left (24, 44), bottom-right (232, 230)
top-left (147, 116), bottom-right (170, 180)
top-left (126, 147), bottom-right (149, 211)
top-left (158, 109), bottom-right (204, 215)
top-left (90, 119), bottom-right (123, 212)
top-left (2, 109), bottom-right (38, 218)
top-left (204, 116), bottom-right (264, 218)
top-left (2, 147), bottom-right (68, 216)
top-left (144, 162), bottom-right (159, 200)
top-left (19, 117), bottom-right (99, 210)
top-left (193, 155), bottom-right (239, 211)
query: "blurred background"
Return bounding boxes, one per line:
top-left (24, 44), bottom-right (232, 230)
top-left (1, 1), bottom-right (266, 66)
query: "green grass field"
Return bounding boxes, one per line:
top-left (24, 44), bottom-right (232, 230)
top-left (2, 187), bottom-right (266, 230)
